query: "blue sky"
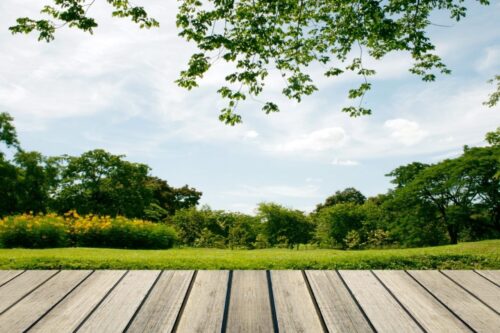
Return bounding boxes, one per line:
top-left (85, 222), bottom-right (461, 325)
top-left (1, 0), bottom-right (499, 214)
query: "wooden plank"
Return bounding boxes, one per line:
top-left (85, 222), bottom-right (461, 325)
top-left (0, 270), bottom-right (91, 332)
top-left (409, 270), bottom-right (500, 333)
top-left (271, 270), bottom-right (324, 333)
top-left (0, 270), bottom-right (24, 287)
top-left (175, 271), bottom-right (228, 333)
top-left (29, 270), bottom-right (126, 333)
top-left (0, 270), bottom-right (58, 314)
top-left (126, 270), bottom-right (194, 333)
top-left (442, 270), bottom-right (500, 313)
top-left (474, 270), bottom-right (500, 286)
top-left (339, 270), bottom-right (423, 333)
top-left (225, 270), bottom-right (274, 333)
top-left (375, 270), bottom-right (471, 333)
top-left (306, 271), bottom-right (373, 333)
top-left (77, 270), bottom-right (160, 333)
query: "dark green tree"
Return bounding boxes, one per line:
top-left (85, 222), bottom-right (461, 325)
top-left (0, 112), bottom-right (21, 216)
top-left (144, 176), bottom-right (202, 221)
top-left (314, 202), bottom-right (365, 248)
top-left (0, 112), bottom-right (20, 151)
top-left (52, 149), bottom-right (152, 217)
top-left (13, 151), bottom-right (60, 214)
top-left (386, 162), bottom-right (429, 189)
top-left (316, 187), bottom-right (366, 212)
top-left (257, 202), bottom-right (313, 248)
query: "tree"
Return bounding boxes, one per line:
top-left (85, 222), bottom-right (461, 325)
top-left (484, 75), bottom-right (500, 108)
top-left (316, 187), bottom-right (366, 212)
top-left (0, 112), bottom-right (20, 153)
top-left (144, 176), bottom-right (202, 221)
top-left (314, 203), bottom-right (365, 248)
top-left (393, 144), bottom-right (499, 244)
top-left (257, 203), bottom-right (312, 248)
top-left (386, 162), bottom-right (429, 188)
top-left (52, 149), bottom-right (152, 217)
top-left (13, 151), bottom-right (60, 214)
top-left (9, 1), bottom-right (493, 124)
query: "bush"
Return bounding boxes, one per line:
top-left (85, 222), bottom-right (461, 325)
top-left (344, 230), bottom-right (361, 249)
top-left (0, 214), bottom-right (69, 248)
top-left (169, 207), bottom-right (260, 248)
top-left (0, 212), bottom-right (177, 249)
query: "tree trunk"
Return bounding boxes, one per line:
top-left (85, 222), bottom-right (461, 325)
top-left (447, 224), bottom-right (458, 244)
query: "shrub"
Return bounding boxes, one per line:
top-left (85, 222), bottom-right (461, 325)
top-left (257, 203), bottom-right (313, 248)
top-left (344, 230), bottom-right (361, 249)
top-left (0, 212), bottom-right (177, 249)
top-left (170, 207), bottom-right (260, 248)
top-left (0, 214), bottom-right (69, 248)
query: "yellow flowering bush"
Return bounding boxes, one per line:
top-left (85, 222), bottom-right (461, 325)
top-left (0, 211), bottom-right (177, 249)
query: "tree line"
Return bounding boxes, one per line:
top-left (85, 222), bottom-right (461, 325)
top-left (0, 112), bottom-right (201, 220)
top-left (1, 112), bottom-right (499, 249)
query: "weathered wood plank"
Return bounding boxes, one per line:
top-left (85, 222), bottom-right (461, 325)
top-left (339, 270), bottom-right (423, 333)
top-left (175, 270), bottom-right (228, 333)
top-left (225, 270), bottom-right (274, 333)
top-left (442, 270), bottom-right (500, 313)
top-left (306, 270), bottom-right (373, 333)
top-left (29, 270), bottom-right (126, 333)
top-left (408, 270), bottom-right (500, 333)
top-left (0, 270), bottom-right (58, 314)
top-left (76, 270), bottom-right (160, 333)
top-left (0, 270), bottom-right (24, 287)
top-left (374, 270), bottom-right (471, 333)
top-left (474, 270), bottom-right (500, 286)
top-left (0, 270), bottom-right (91, 333)
top-left (126, 270), bottom-right (194, 333)
top-left (271, 270), bottom-right (324, 333)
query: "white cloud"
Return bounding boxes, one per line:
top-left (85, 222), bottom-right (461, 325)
top-left (476, 46), bottom-right (500, 72)
top-left (244, 130), bottom-right (259, 139)
top-left (384, 118), bottom-right (427, 145)
top-left (332, 158), bottom-right (359, 166)
top-left (271, 127), bottom-right (346, 153)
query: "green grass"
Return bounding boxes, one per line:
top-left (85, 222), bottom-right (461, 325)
top-left (0, 240), bottom-right (498, 270)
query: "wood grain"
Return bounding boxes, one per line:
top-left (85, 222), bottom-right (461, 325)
top-left (126, 270), bottom-right (194, 333)
top-left (374, 270), bottom-right (471, 332)
top-left (306, 270), bottom-right (373, 333)
top-left (474, 270), bottom-right (500, 286)
top-left (442, 270), bottom-right (500, 313)
top-left (0, 270), bottom-right (24, 287)
top-left (225, 270), bottom-right (274, 333)
top-left (339, 270), bottom-right (423, 332)
top-left (30, 270), bottom-right (125, 333)
top-left (76, 270), bottom-right (160, 333)
top-left (175, 270), bottom-right (229, 333)
top-left (408, 270), bottom-right (500, 333)
top-left (0, 270), bottom-right (91, 332)
top-left (271, 270), bottom-right (324, 333)
top-left (0, 270), bottom-right (58, 314)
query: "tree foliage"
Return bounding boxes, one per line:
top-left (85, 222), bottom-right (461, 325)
top-left (315, 187), bottom-right (366, 211)
top-left (0, 112), bottom-right (20, 152)
top-left (258, 202), bottom-right (313, 248)
top-left (8, 1), bottom-right (493, 124)
top-left (0, 113), bottom-right (201, 219)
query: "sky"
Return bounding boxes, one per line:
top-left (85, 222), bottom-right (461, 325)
top-left (1, 0), bottom-right (499, 214)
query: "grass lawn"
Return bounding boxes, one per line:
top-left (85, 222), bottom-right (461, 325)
top-left (0, 240), bottom-right (498, 270)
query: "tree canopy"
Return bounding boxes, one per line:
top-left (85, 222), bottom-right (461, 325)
top-left (8, 0), bottom-right (496, 124)
top-left (315, 187), bottom-right (366, 212)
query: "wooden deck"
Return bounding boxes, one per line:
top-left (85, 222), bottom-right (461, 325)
top-left (0, 270), bottom-right (499, 332)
